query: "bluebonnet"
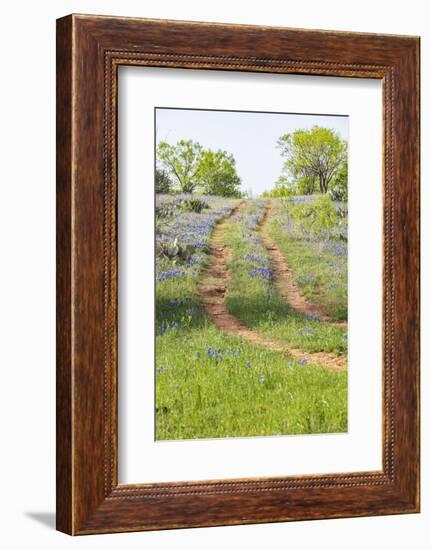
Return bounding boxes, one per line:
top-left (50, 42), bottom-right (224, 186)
top-left (272, 197), bottom-right (347, 305)
top-left (248, 266), bottom-right (273, 281)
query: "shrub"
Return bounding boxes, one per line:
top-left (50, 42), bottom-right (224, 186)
top-left (155, 199), bottom-right (180, 219)
top-left (289, 195), bottom-right (338, 233)
top-left (261, 184), bottom-right (293, 198)
top-left (155, 196), bottom-right (210, 218)
top-left (181, 198), bottom-right (209, 213)
top-left (155, 168), bottom-right (173, 193)
top-left (329, 180), bottom-right (347, 202)
top-left (296, 176), bottom-right (317, 195)
top-left (328, 162), bottom-right (348, 201)
top-left (273, 185), bottom-right (293, 198)
top-left (156, 236), bottom-right (196, 264)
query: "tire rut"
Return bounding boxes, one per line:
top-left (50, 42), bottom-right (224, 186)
top-left (197, 202), bottom-right (346, 370)
top-left (260, 201), bottom-right (348, 329)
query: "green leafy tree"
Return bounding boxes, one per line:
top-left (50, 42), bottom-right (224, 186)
top-left (263, 173), bottom-right (314, 197)
top-left (157, 140), bottom-right (203, 193)
top-left (262, 180), bottom-right (293, 198)
top-left (271, 185), bottom-right (293, 198)
top-left (197, 149), bottom-right (242, 197)
top-left (277, 126), bottom-right (347, 194)
top-left (274, 175), bottom-right (295, 192)
top-left (155, 168), bottom-right (172, 193)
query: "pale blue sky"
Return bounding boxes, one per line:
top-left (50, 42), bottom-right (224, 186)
top-left (155, 108), bottom-right (349, 196)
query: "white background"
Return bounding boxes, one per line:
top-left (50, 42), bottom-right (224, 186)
top-left (0, 0), bottom-right (428, 548)
top-left (118, 67), bottom-right (382, 483)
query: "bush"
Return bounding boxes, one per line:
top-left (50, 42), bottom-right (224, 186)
top-left (329, 180), bottom-right (347, 202)
top-left (328, 162), bottom-right (348, 201)
top-left (155, 168), bottom-right (173, 193)
top-left (289, 195), bottom-right (338, 233)
top-left (262, 184), bottom-right (293, 198)
top-left (273, 185), bottom-right (293, 198)
top-left (296, 176), bottom-right (317, 195)
top-left (156, 236), bottom-right (196, 263)
top-left (155, 199), bottom-right (181, 219)
top-left (181, 198), bottom-right (209, 213)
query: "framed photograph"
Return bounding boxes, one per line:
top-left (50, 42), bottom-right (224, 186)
top-left (56, 14), bottom-right (420, 535)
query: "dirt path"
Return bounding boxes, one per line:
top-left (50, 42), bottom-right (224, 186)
top-left (260, 201), bottom-right (348, 329)
top-left (197, 203), bottom-right (346, 370)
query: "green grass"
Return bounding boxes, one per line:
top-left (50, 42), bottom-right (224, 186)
top-left (156, 325), bottom-right (347, 440)
top-left (267, 200), bottom-right (348, 321)
top-left (155, 196), bottom-right (348, 440)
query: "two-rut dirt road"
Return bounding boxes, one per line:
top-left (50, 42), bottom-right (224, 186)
top-left (197, 201), bottom-right (347, 370)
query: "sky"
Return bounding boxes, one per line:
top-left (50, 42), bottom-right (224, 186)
top-left (155, 107), bottom-right (349, 197)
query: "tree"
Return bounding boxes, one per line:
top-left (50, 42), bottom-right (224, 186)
top-left (296, 175), bottom-right (317, 195)
top-left (157, 140), bottom-right (203, 193)
top-left (277, 126), bottom-right (347, 194)
top-left (262, 175), bottom-right (294, 198)
top-left (274, 174), bottom-right (295, 192)
top-left (155, 168), bottom-right (172, 193)
top-left (328, 160), bottom-right (348, 202)
top-left (197, 149), bottom-right (242, 197)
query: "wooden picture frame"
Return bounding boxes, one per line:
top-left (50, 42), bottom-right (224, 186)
top-left (56, 14), bottom-right (420, 535)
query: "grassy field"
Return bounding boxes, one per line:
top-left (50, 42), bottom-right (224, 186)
top-left (267, 197), bottom-right (348, 321)
top-left (156, 326), bottom-right (347, 439)
top-left (155, 194), bottom-right (348, 440)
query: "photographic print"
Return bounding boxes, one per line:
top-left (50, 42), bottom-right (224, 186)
top-left (56, 16), bottom-right (420, 533)
top-left (155, 107), bottom-right (348, 441)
